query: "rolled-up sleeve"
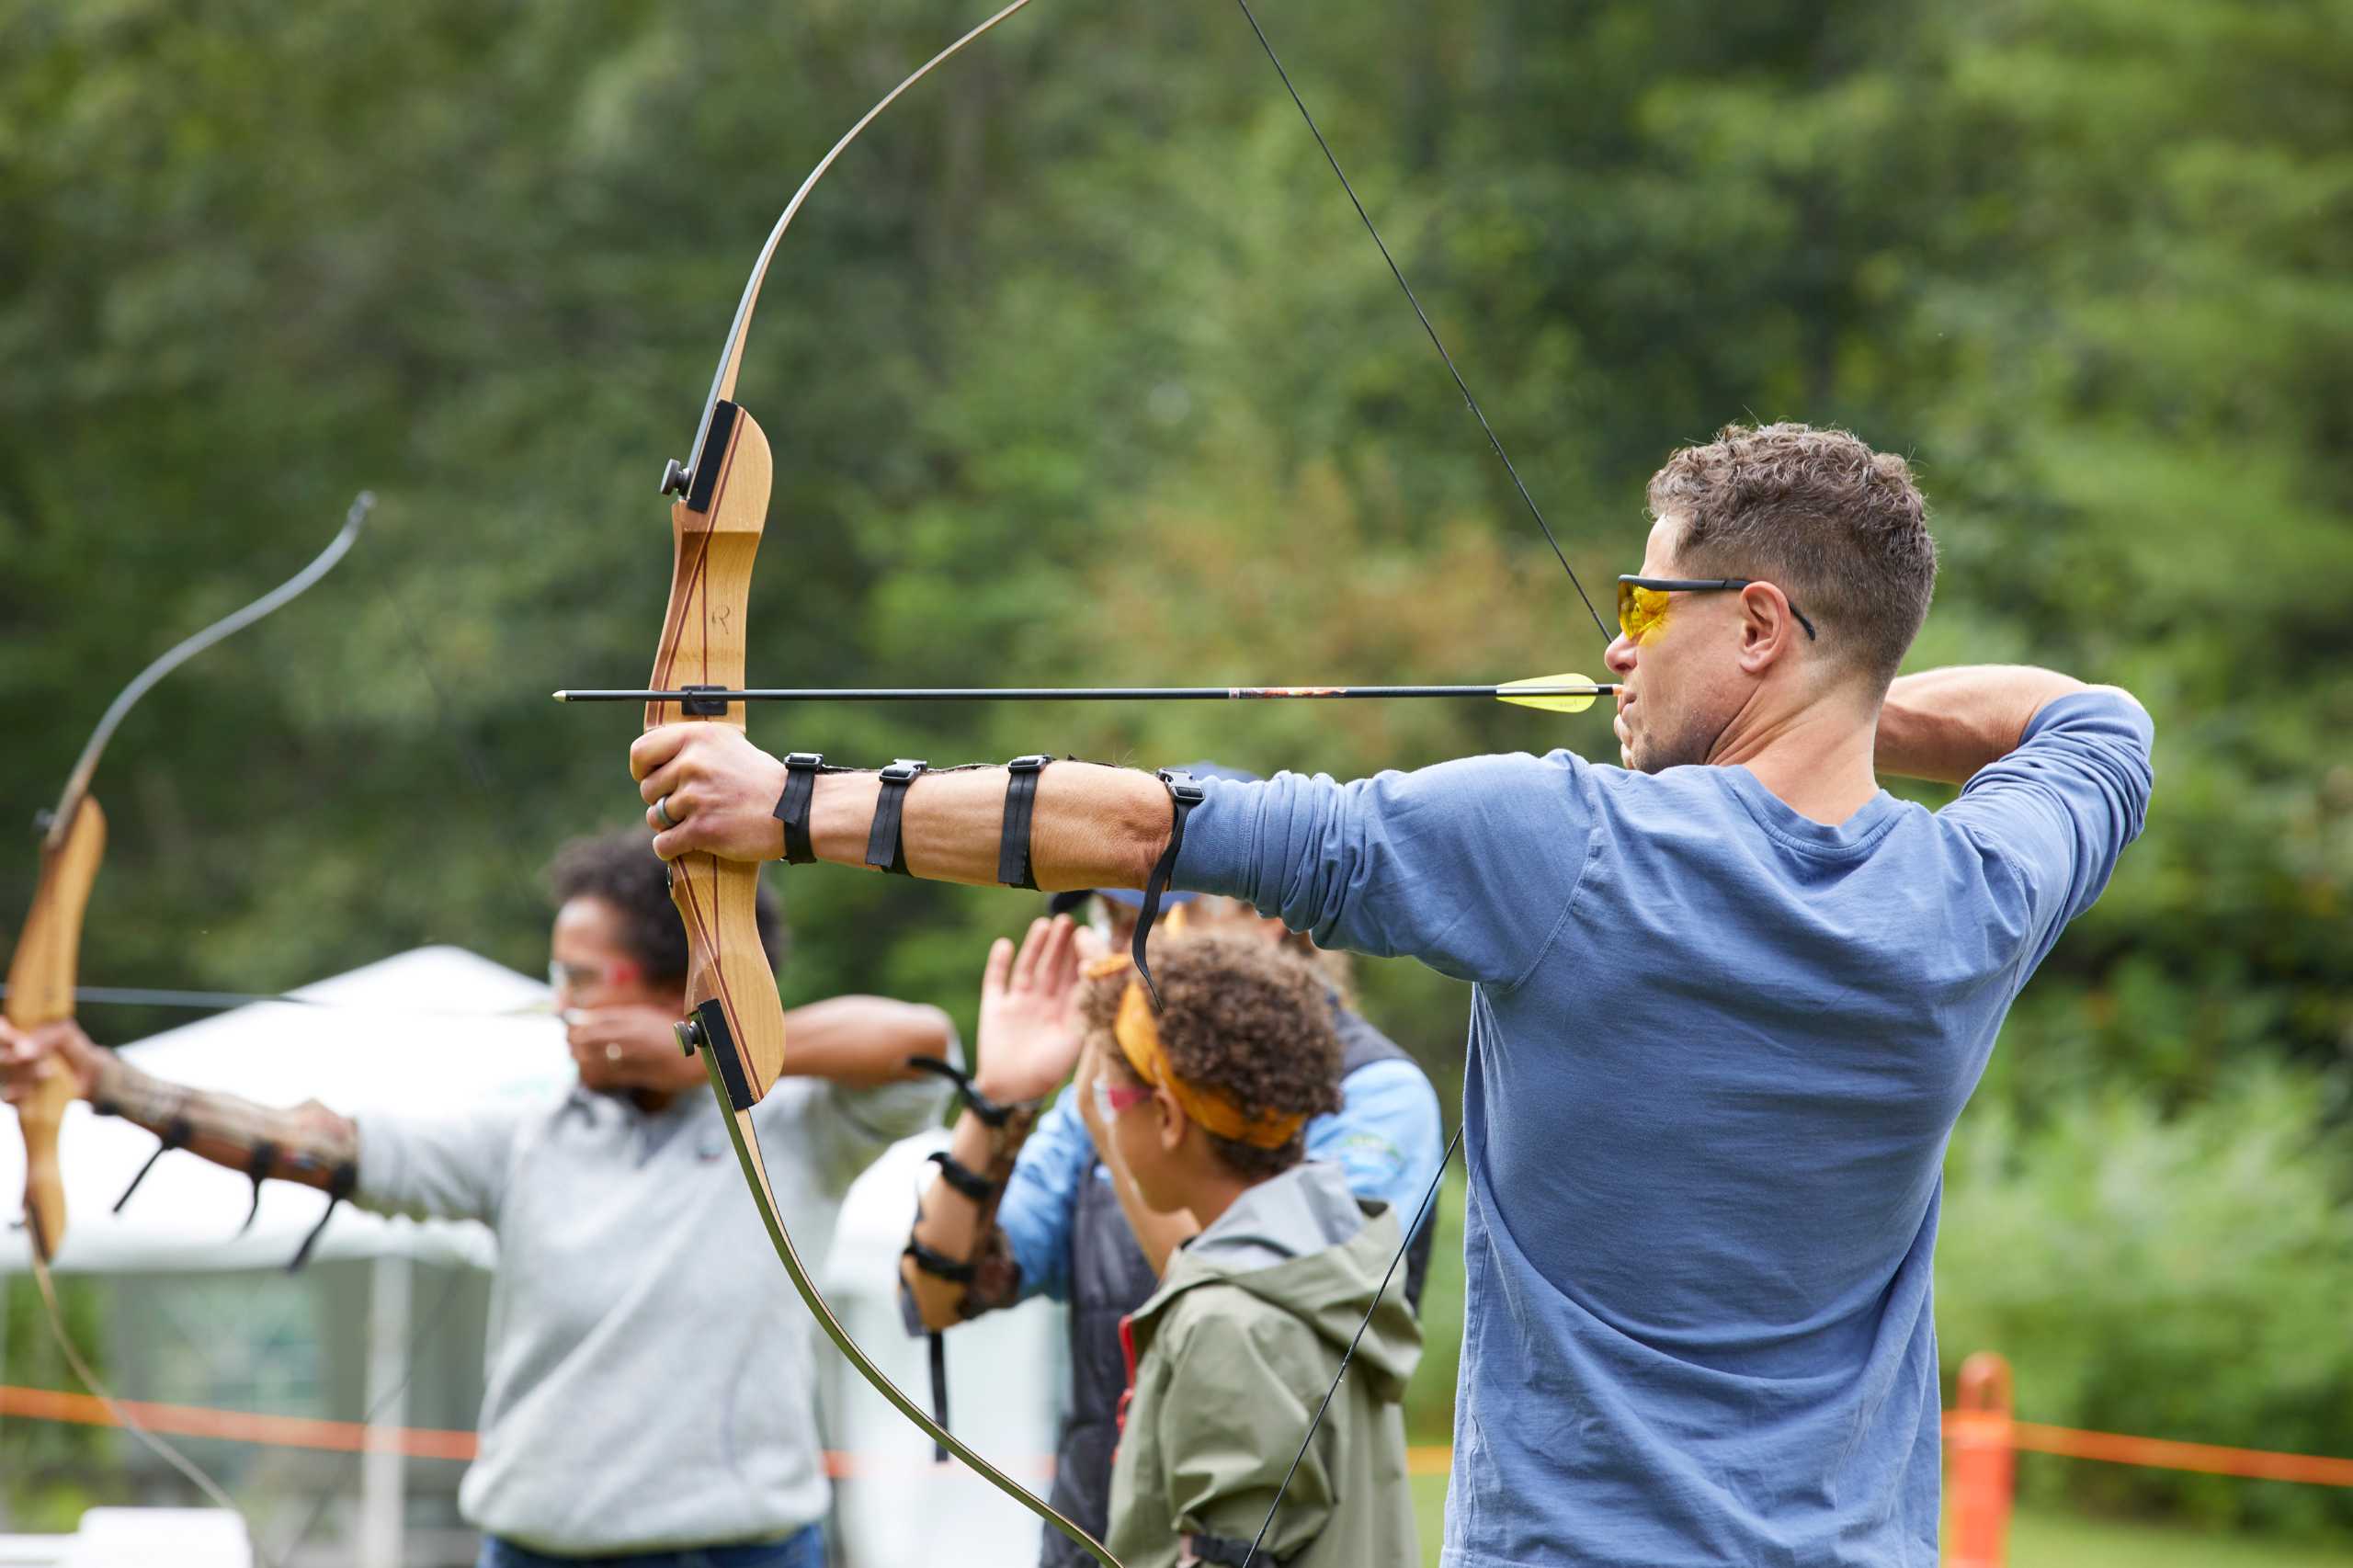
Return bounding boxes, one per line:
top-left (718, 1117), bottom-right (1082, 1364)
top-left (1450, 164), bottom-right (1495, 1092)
top-left (1173, 752), bottom-right (1597, 986)
top-left (1945, 689), bottom-right (2155, 962)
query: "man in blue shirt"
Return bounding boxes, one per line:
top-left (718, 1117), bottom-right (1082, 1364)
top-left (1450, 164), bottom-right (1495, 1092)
top-left (634, 421), bottom-right (2154, 1566)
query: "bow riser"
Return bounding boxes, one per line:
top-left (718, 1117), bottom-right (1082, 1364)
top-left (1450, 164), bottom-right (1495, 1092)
top-left (647, 399), bottom-right (789, 1098)
top-left (7, 796), bottom-right (106, 1263)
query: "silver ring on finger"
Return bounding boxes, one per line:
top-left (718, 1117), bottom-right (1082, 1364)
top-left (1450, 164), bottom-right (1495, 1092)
top-left (654, 794), bottom-right (677, 829)
top-left (605, 1043), bottom-right (622, 1063)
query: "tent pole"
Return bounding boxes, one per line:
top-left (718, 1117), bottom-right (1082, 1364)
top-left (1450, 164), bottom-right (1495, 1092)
top-left (358, 1254), bottom-right (412, 1568)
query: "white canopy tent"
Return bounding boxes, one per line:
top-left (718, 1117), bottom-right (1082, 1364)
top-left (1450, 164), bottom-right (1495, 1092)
top-left (1, 945), bottom-right (1072, 1568)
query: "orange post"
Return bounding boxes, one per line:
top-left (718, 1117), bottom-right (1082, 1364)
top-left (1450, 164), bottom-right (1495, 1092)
top-left (1948, 1352), bottom-right (2016, 1568)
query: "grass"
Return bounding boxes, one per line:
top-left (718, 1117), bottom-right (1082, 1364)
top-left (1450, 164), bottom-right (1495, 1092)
top-left (1404, 1474), bottom-right (2353, 1565)
top-left (2003, 1504), bottom-right (2353, 1567)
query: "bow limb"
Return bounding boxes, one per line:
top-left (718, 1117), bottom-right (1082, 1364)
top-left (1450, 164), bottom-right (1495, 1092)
top-left (667, 0), bottom-right (1038, 499)
top-left (4, 496), bottom-right (371, 1558)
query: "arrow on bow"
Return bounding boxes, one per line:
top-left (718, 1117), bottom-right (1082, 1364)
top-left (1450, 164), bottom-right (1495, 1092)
top-left (6, 493), bottom-right (371, 1556)
top-left (559, 678), bottom-right (1616, 713)
top-left (614, 0), bottom-right (1630, 1559)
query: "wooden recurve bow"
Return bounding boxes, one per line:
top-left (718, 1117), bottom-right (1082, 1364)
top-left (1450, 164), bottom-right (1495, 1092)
top-left (6, 494), bottom-right (370, 1538)
top-left (636, 7), bottom-right (1119, 1563)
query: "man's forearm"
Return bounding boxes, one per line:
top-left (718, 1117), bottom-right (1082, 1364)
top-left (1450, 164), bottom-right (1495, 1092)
top-left (634, 726), bottom-right (1181, 881)
top-left (804, 760), bottom-right (1173, 890)
top-left (1875, 665), bottom-right (2095, 784)
top-left (91, 1051), bottom-right (355, 1193)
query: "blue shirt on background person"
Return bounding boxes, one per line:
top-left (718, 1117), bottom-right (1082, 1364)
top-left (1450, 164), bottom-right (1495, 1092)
top-left (1173, 691), bottom-right (2154, 1568)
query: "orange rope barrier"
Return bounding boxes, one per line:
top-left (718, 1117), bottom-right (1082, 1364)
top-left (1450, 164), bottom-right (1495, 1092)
top-left (0, 1382), bottom-right (476, 1460)
top-left (1418, 1423), bottom-right (2353, 1493)
top-left (0, 1384), bottom-right (1051, 1482)
top-left (2003, 1420), bottom-right (2353, 1489)
top-left (10, 1382), bottom-right (2351, 1491)
top-left (1406, 1444), bottom-right (1450, 1477)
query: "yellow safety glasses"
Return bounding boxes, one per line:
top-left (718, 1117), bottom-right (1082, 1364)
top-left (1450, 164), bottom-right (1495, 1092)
top-left (1616, 575), bottom-right (1818, 644)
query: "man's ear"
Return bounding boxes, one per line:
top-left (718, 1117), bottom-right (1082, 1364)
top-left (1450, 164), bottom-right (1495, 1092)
top-left (1736, 583), bottom-right (1802, 674)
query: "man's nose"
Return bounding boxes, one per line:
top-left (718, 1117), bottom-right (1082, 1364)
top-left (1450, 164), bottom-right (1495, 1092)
top-left (1604, 632), bottom-right (1638, 676)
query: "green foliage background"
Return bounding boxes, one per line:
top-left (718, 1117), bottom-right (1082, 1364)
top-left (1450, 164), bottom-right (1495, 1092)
top-left (2, 0), bottom-right (2347, 1541)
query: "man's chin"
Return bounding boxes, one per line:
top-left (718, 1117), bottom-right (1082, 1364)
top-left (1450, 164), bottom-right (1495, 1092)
top-left (1621, 733), bottom-right (1688, 776)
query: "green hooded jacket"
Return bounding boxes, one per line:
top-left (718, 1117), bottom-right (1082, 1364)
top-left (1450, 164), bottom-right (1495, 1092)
top-left (1108, 1161), bottom-right (1424, 1568)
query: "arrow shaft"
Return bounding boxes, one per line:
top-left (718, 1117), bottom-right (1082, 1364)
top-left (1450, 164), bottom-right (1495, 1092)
top-left (558, 683), bottom-right (1616, 703)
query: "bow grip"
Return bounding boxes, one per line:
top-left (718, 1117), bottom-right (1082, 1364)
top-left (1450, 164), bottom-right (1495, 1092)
top-left (8, 796), bottom-right (106, 1262)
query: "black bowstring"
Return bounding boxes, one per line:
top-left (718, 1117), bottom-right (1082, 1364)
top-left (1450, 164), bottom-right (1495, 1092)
top-left (0, 983), bottom-right (555, 1017)
top-left (1228, 0), bottom-right (1613, 652)
top-left (1242, 1121), bottom-right (1460, 1567)
top-left (1226, 0), bottom-right (1620, 1557)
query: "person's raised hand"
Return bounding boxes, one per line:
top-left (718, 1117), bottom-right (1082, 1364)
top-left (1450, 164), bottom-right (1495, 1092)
top-left (630, 723), bottom-right (788, 864)
top-left (973, 915), bottom-right (1088, 1105)
top-left (0, 1018), bottom-right (105, 1104)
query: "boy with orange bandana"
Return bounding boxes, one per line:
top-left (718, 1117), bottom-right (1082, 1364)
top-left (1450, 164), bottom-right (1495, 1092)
top-left (1074, 931), bottom-right (1422, 1568)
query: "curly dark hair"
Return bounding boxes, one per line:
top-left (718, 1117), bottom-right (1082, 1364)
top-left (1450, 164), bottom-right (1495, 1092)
top-left (546, 831), bottom-right (783, 987)
top-left (1082, 931), bottom-right (1344, 1181)
top-left (1646, 422), bottom-right (1936, 688)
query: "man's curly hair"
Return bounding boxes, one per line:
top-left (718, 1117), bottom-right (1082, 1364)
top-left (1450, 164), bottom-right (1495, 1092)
top-left (1647, 422), bottom-right (1935, 688)
top-left (547, 830), bottom-right (783, 987)
top-left (1082, 931), bottom-right (1344, 1181)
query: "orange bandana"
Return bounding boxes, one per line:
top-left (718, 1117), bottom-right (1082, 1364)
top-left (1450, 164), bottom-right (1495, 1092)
top-left (1100, 964), bottom-right (1309, 1151)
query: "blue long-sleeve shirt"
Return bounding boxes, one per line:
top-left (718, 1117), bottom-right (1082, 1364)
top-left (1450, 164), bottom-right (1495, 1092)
top-left (1173, 691), bottom-right (2154, 1568)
